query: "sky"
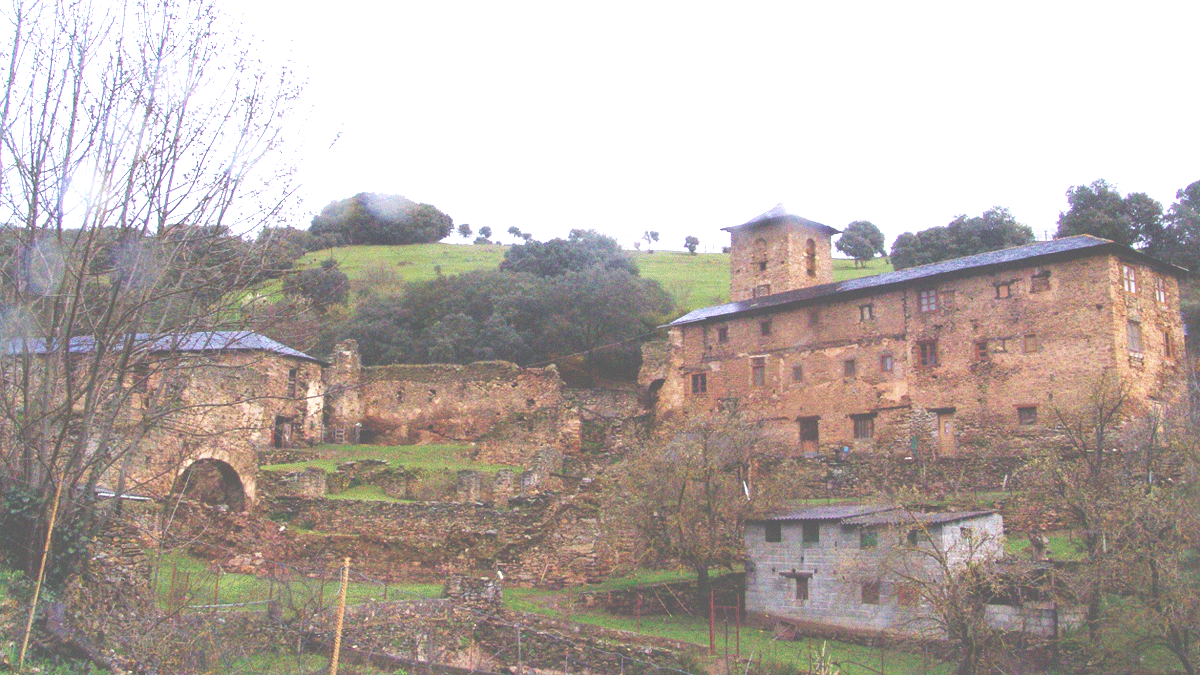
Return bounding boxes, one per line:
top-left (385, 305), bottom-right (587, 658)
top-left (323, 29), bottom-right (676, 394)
top-left (232, 1), bottom-right (1200, 253)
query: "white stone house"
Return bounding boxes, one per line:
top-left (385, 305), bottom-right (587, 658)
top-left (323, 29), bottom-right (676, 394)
top-left (744, 504), bottom-right (1005, 635)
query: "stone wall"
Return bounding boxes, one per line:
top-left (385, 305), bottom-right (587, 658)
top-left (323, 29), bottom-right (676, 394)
top-left (324, 347), bottom-right (582, 465)
top-left (265, 489), bottom-right (624, 588)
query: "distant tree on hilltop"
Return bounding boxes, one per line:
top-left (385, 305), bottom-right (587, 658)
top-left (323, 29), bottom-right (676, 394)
top-left (500, 229), bottom-right (637, 277)
top-left (891, 207), bottom-right (1033, 270)
top-left (309, 192), bottom-right (453, 246)
top-left (1056, 179), bottom-right (1163, 250)
top-left (835, 221), bottom-right (886, 267)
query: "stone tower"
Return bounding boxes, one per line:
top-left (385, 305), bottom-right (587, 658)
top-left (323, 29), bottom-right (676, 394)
top-left (724, 204), bottom-right (840, 302)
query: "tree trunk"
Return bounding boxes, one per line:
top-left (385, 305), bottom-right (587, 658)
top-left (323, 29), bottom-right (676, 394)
top-left (695, 564), bottom-right (710, 615)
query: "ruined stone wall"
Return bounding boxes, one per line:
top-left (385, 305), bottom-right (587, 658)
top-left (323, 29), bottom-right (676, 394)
top-left (265, 490), bottom-right (628, 588)
top-left (326, 352), bottom-right (579, 464)
top-left (658, 253), bottom-right (1179, 456)
top-left (132, 350), bottom-right (325, 505)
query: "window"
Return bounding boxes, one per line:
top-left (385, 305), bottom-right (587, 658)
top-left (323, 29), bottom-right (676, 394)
top-left (1018, 406), bottom-right (1037, 425)
top-left (918, 340), bottom-right (939, 367)
top-left (1155, 275), bottom-right (1167, 304)
top-left (907, 528), bottom-right (920, 546)
top-left (1164, 330), bottom-right (1173, 358)
top-left (861, 581), bottom-right (881, 605)
top-left (808, 308), bottom-right (820, 327)
top-left (792, 365), bottom-right (804, 382)
top-left (757, 261), bottom-right (767, 272)
top-left (918, 289), bottom-right (938, 312)
top-left (1023, 334), bottom-right (1038, 354)
top-left (1127, 320), bottom-right (1142, 352)
top-left (760, 320), bottom-right (772, 336)
top-left (852, 414), bottom-right (875, 439)
top-left (995, 282), bottom-right (1012, 299)
top-left (960, 526), bottom-right (975, 540)
top-left (897, 583), bottom-right (919, 607)
top-left (287, 368), bottom-right (298, 398)
top-left (717, 327), bottom-right (729, 343)
top-left (795, 577), bottom-right (809, 602)
top-left (843, 359), bottom-right (857, 377)
top-left (805, 239), bottom-right (817, 277)
top-left (754, 284), bottom-right (770, 297)
top-left (802, 522), bottom-right (820, 544)
top-left (860, 529), bottom-right (878, 548)
top-left (751, 357), bottom-right (766, 387)
top-left (1031, 270), bottom-right (1051, 293)
top-left (765, 522), bottom-right (782, 543)
top-left (974, 340), bottom-right (989, 361)
top-left (860, 304), bottom-right (874, 321)
top-left (880, 354), bottom-right (893, 372)
top-left (691, 373), bottom-right (707, 394)
top-left (132, 363), bottom-right (150, 394)
top-left (1123, 265), bottom-right (1137, 294)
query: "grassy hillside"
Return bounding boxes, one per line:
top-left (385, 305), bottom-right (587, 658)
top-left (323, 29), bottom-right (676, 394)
top-left (297, 244), bottom-right (893, 312)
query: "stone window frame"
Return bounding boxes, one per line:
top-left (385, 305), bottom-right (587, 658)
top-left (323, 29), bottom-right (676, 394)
top-left (795, 576), bottom-right (810, 602)
top-left (1163, 329), bottom-right (1173, 358)
top-left (753, 283), bottom-right (771, 298)
top-left (1017, 406), bottom-right (1038, 426)
top-left (1127, 319), bottom-right (1143, 353)
top-left (843, 359), bottom-right (857, 378)
top-left (1030, 269), bottom-right (1051, 293)
top-left (1023, 334), bottom-right (1039, 354)
top-left (751, 357), bottom-right (766, 387)
top-left (717, 326), bottom-right (729, 343)
top-left (861, 580), bottom-right (881, 604)
top-left (765, 521), bottom-right (782, 543)
top-left (1154, 275), bottom-right (1167, 304)
top-left (1122, 263), bottom-right (1138, 294)
top-left (802, 521), bottom-right (820, 544)
top-left (859, 303), bottom-right (874, 321)
top-left (808, 308), bottom-right (820, 327)
top-left (805, 238), bottom-right (817, 277)
top-left (897, 582), bottom-right (920, 607)
top-left (851, 413), bottom-right (875, 439)
top-left (917, 339), bottom-right (939, 367)
top-left (918, 289), bottom-right (938, 312)
top-left (995, 281), bottom-right (1013, 299)
top-left (791, 364), bottom-right (804, 383)
top-left (974, 340), bottom-right (989, 361)
top-left (880, 353), bottom-right (894, 372)
top-left (287, 367), bottom-right (298, 398)
top-left (691, 372), bottom-right (707, 394)
top-left (760, 320), bottom-right (772, 337)
top-left (860, 529), bottom-right (879, 549)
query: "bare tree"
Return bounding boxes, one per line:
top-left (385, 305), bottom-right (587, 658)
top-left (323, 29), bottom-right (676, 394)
top-left (610, 410), bottom-right (787, 608)
top-left (0, 0), bottom-right (299, 593)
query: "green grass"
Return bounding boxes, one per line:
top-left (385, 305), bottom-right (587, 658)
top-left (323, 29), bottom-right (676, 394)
top-left (260, 443), bottom-right (519, 475)
top-left (154, 552), bottom-right (441, 610)
top-left (324, 484), bottom-right (402, 502)
top-left (292, 243), bottom-right (894, 313)
top-left (504, 571), bottom-right (949, 675)
top-left (1004, 531), bottom-right (1085, 561)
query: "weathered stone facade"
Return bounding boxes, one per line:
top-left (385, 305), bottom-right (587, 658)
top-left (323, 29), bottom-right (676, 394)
top-left (655, 208), bottom-right (1187, 455)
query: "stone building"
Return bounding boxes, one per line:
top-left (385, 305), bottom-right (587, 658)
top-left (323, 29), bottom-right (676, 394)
top-left (744, 504), bottom-right (1019, 635)
top-left (651, 205), bottom-right (1188, 455)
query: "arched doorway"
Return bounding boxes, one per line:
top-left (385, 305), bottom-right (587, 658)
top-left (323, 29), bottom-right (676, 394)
top-left (170, 458), bottom-right (246, 512)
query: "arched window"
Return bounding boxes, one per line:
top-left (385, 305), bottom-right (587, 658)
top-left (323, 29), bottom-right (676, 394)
top-left (805, 239), bottom-right (816, 277)
top-left (753, 238), bottom-right (768, 272)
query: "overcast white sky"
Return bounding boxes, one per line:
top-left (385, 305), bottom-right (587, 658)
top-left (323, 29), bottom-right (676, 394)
top-left (233, 1), bottom-right (1200, 253)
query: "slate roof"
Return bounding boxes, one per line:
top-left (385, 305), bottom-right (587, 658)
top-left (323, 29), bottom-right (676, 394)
top-left (841, 509), bottom-right (996, 527)
top-left (753, 504), bottom-right (897, 522)
top-left (668, 234), bottom-right (1188, 327)
top-left (722, 203), bottom-right (841, 237)
top-left (6, 331), bottom-right (325, 364)
top-left (752, 504), bottom-right (995, 527)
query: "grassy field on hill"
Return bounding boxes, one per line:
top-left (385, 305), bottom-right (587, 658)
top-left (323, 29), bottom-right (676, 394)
top-left (297, 243), bottom-right (893, 312)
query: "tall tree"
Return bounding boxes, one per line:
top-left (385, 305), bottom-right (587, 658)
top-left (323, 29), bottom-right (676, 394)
top-left (500, 229), bottom-right (637, 277)
top-left (890, 207), bottom-right (1032, 270)
top-left (0, 0), bottom-right (299, 591)
top-left (835, 221), bottom-right (886, 267)
top-left (683, 235), bottom-right (700, 254)
top-left (309, 193), bottom-right (453, 246)
top-left (1055, 179), bottom-right (1164, 250)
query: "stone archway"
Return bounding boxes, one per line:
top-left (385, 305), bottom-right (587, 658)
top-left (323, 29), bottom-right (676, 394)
top-left (171, 458), bottom-right (247, 512)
